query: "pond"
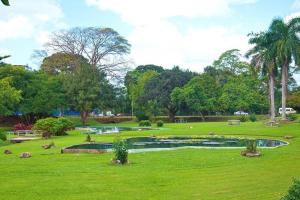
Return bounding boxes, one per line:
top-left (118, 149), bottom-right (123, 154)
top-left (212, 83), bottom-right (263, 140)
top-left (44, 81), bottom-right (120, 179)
top-left (77, 126), bottom-right (154, 134)
top-left (62, 136), bottom-right (288, 153)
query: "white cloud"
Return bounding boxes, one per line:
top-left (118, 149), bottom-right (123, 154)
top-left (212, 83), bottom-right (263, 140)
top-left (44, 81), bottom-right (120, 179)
top-left (87, 0), bottom-right (253, 71)
top-left (285, 12), bottom-right (300, 23)
top-left (86, 0), bottom-right (257, 26)
top-left (0, 0), bottom-right (65, 43)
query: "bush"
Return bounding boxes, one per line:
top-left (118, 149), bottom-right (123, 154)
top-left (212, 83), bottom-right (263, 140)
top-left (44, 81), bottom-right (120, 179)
top-left (281, 179), bottom-right (300, 200)
top-left (86, 134), bottom-right (92, 142)
top-left (139, 120), bottom-right (152, 127)
top-left (34, 117), bottom-right (75, 138)
top-left (156, 120), bottom-right (164, 127)
top-left (112, 138), bottom-right (128, 164)
top-left (288, 114), bottom-right (298, 121)
top-left (0, 132), bottom-right (7, 141)
top-left (249, 113), bottom-right (257, 122)
top-left (246, 139), bottom-right (257, 153)
top-left (135, 110), bottom-right (149, 121)
top-left (239, 115), bottom-right (248, 122)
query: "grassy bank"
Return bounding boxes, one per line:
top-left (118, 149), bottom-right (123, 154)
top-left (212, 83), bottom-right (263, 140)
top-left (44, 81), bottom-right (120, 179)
top-left (0, 121), bottom-right (299, 200)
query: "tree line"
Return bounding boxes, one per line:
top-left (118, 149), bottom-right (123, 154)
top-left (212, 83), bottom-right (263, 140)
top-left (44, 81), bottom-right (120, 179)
top-left (0, 18), bottom-right (300, 125)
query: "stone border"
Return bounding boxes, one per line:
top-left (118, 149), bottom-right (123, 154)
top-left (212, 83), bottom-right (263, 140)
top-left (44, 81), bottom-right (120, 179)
top-left (61, 148), bottom-right (107, 154)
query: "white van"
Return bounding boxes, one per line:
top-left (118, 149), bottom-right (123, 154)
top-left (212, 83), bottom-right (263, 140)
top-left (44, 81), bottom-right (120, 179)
top-left (278, 108), bottom-right (296, 115)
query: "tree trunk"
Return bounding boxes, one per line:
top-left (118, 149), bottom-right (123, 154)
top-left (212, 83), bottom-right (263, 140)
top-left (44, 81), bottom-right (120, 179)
top-left (81, 111), bottom-right (87, 126)
top-left (281, 59), bottom-right (289, 120)
top-left (168, 110), bottom-right (176, 123)
top-left (269, 72), bottom-right (276, 121)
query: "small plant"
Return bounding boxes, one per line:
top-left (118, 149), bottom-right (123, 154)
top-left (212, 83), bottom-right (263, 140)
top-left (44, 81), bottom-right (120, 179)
top-left (249, 113), bottom-right (257, 122)
top-left (288, 114), bottom-right (298, 121)
top-left (112, 138), bottom-right (128, 164)
top-left (239, 115), bottom-right (248, 122)
top-left (0, 131), bottom-right (7, 141)
top-left (86, 134), bottom-right (92, 142)
top-left (139, 120), bottom-right (152, 127)
top-left (246, 139), bottom-right (257, 153)
top-left (156, 120), bottom-right (164, 127)
top-left (281, 178), bottom-right (300, 200)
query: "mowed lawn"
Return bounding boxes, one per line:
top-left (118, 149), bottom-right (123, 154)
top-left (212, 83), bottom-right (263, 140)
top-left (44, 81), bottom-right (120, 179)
top-left (0, 121), bottom-right (300, 200)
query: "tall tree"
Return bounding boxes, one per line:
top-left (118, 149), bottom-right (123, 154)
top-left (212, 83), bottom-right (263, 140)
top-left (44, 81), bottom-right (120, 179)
top-left (246, 32), bottom-right (278, 121)
top-left (63, 60), bottom-right (108, 126)
top-left (0, 77), bottom-right (21, 116)
top-left (45, 27), bottom-right (131, 79)
top-left (269, 17), bottom-right (300, 120)
top-left (1, 0), bottom-right (9, 6)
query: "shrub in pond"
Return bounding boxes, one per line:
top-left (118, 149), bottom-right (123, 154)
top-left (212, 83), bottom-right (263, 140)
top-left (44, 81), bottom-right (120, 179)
top-left (139, 120), bottom-right (151, 127)
top-left (241, 139), bottom-right (261, 157)
top-left (34, 117), bottom-right (75, 138)
top-left (281, 179), bottom-right (300, 200)
top-left (156, 120), bottom-right (164, 127)
top-left (0, 131), bottom-right (7, 141)
top-left (239, 115), bottom-right (248, 122)
top-left (112, 138), bottom-right (128, 164)
top-left (249, 113), bottom-right (257, 122)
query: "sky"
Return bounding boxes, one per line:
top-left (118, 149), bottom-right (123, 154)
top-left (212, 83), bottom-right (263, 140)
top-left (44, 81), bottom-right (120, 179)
top-left (0, 0), bottom-right (300, 82)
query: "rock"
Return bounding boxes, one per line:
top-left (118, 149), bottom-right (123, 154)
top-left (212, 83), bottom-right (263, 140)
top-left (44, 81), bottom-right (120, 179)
top-left (241, 150), bottom-right (261, 157)
top-left (19, 152), bottom-right (31, 158)
top-left (42, 142), bottom-right (55, 149)
top-left (4, 150), bottom-right (12, 154)
top-left (283, 135), bottom-right (293, 139)
top-left (208, 132), bottom-right (215, 136)
top-left (111, 159), bottom-right (121, 164)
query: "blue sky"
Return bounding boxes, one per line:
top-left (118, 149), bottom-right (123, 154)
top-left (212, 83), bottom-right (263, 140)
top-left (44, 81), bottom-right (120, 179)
top-left (0, 0), bottom-right (300, 82)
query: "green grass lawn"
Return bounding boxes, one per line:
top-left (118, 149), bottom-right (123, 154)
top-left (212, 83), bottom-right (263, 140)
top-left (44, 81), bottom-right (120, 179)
top-left (0, 121), bottom-right (300, 200)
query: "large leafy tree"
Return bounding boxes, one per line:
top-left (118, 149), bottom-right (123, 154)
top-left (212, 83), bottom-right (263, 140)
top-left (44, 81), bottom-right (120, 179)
top-left (269, 17), bottom-right (300, 120)
top-left (172, 74), bottom-right (220, 119)
top-left (246, 32), bottom-right (278, 121)
top-left (141, 66), bottom-right (195, 122)
top-left (0, 77), bottom-right (21, 115)
top-left (63, 60), bottom-right (108, 126)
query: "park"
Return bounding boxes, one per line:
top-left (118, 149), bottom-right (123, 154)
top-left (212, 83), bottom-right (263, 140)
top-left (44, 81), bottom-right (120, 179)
top-left (1, 0), bottom-right (300, 200)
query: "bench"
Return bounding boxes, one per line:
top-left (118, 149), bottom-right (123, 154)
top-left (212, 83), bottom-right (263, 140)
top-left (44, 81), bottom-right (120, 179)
top-left (265, 120), bottom-right (279, 127)
top-left (228, 120), bottom-right (240, 125)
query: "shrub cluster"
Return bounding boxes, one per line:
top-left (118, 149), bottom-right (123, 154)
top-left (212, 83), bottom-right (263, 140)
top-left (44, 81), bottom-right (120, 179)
top-left (239, 115), bottom-right (248, 122)
top-left (112, 138), bottom-right (128, 164)
top-left (34, 117), bottom-right (75, 138)
top-left (246, 139), bottom-right (257, 153)
top-left (281, 179), bottom-right (300, 200)
top-left (288, 114), bottom-right (298, 122)
top-left (14, 123), bottom-right (32, 131)
top-left (0, 131), bottom-right (7, 141)
top-left (249, 113), bottom-right (257, 122)
top-left (156, 120), bottom-right (164, 127)
top-left (139, 120), bottom-right (152, 127)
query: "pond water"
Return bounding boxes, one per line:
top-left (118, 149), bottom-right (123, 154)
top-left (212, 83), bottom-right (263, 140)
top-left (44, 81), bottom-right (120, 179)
top-left (63, 136), bottom-right (288, 153)
top-left (77, 126), bottom-right (153, 134)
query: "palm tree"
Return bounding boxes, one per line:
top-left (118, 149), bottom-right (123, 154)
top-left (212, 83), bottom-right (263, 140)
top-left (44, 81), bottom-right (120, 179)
top-left (246, 32), bottom-right (278, 121)
top-left (268, 17), bottom-right (300, 120)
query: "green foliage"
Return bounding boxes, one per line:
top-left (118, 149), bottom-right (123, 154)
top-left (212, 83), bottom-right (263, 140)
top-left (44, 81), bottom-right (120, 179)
top-left (112, 138), bottom-right (128, 164)
top-left (249, 113), bottom-right (257, 122)
top-left (0, 77), bottom-right (22, 116)
top-left (0, 131), bottom-right (7, 141)
top-left (246, 139), bottom-right (257, 153)
top-left (34, 117), bottom-right (74, 138)
top-left (281, 179), bottom-right (300, 200)
top-left (156, 120), bottom-right (164, 127)
top-left (1, 0), bottom-right (9, 6)
top-left (239, 115), bottom-right (248, 122)
top-left (139, 120), bottom-right (152, 127)
top-left (288, 114), bottom-right (298, 122)
top-left (135, 110), bottom-right (150, 121)
top-left (86, 134), bottom-right (92, 142)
